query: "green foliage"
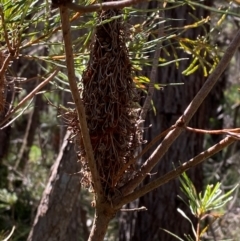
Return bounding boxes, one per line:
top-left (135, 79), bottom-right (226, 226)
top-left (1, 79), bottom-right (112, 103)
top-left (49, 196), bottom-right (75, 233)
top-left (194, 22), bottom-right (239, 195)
top-left (0, 189), bottom-right (17, 210)
top-left (164, 172), bottom-right (238, 241)
top-left (179, 172), bottom-right (238, 216)
top-left (29, 145), bottom-right (42, 163)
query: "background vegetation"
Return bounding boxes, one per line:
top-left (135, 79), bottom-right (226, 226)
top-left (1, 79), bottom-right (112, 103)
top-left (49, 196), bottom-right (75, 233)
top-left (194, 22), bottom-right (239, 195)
top-left (1, 0), bottom-right (240, 240)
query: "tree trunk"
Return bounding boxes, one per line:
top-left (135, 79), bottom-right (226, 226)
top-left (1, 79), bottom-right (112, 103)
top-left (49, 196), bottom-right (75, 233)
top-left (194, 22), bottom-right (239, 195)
top-left (27, 132), bottom-right (81, 241)
top-left (119, 1), bottom-right (224, 240)
top-left (63, 195), bottom-right (90, 241)
top-left (0, 51), bottom-right (12, 187)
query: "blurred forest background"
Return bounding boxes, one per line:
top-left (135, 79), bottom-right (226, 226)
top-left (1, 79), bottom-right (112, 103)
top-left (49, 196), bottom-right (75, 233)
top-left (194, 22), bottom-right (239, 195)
top-left (1, 0), bottom-right (240, 240)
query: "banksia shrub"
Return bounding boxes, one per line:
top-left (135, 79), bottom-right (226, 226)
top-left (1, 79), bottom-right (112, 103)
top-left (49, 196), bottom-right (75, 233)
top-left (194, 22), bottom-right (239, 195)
top-left (78, 9), bottom-right (142, 195)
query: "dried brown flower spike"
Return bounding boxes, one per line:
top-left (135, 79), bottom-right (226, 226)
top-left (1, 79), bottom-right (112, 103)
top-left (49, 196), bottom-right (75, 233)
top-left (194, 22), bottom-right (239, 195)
top-left (80, 9), bottom-right (142, 195)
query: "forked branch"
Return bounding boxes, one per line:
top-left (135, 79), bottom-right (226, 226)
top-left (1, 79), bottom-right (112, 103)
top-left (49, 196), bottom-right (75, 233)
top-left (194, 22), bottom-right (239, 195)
top-left (114, 136), bottom-right (237, 208)
top-left (119, 28), bottom-right (240, 196)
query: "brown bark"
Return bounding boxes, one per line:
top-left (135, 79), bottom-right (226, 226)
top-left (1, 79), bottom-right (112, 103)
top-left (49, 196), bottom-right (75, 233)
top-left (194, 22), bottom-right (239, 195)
top-left (88, 202), bottom-right (116, 241)
top-left (119, 1), bottom-right (225, 240)
top-left (0, 53), bottom-right (12, 187)
top-left (27, 132), bottom-right (81, 241)
top-left (0, 106), bottom-right (11, 163)
top-left (63, 195), bottom-right (89, 241)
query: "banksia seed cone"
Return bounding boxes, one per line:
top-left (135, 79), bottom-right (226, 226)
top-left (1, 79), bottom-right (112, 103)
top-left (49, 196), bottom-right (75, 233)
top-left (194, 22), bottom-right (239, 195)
top-left (79, 9), bottom-right (142, 194)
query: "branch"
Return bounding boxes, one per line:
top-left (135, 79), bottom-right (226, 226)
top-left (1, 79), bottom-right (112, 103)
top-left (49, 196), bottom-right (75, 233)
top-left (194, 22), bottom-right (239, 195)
top-left (185, 126), bottom-right (240, 135)
top-left (64, 0), bottom-right (147, 14)
top-left (114, 136), bottom-right (237, 208)
top-left (21, 11), bottom-right (81, 49)
top-left (120, 206), bottom-right (147, 212)
top-left (140, 5), bottom-right (165, 120)
top-left (0, 54), bottom-right (12, 78)
top-left (185, 126), bottom-right (240, 140)
top-left (0, 69), bottom-right (59, 128)
top-left (118, 28), bottom-right (240, 196)
top-left (59, 6), bottom-right (103, 199)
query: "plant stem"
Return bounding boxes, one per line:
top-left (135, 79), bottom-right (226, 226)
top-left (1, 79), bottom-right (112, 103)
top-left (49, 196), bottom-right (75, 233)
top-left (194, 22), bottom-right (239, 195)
top-left (114, 135), bottom-right (236, 207)
top-left (140, 5), bottom-right (165, 120)
top-left (59, 6), bottom-right (103, 198)
top-left (196, 218), bottom-right (200, 241)
top-left (88, 203), bottom-right (115, 241)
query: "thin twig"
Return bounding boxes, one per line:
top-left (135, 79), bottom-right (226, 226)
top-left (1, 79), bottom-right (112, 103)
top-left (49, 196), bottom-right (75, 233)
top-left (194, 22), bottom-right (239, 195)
top-left (140, 6), bottom-right (165, 120)
top-left (0, 98), bottom-right (34, 129)
top-left (21, 12), bottom-right (81, 49)
top-left (196, 218), bottom-right (200, 241)
top-left (0, 54), bottom-right (12, 77)
top-left (118, 28), bottom-right (240, 196)
top-left (14, 107), bottom-right (35, 169)
top-left (2, 226), bottom-right (15, 241)
top-left (120, 206), bottom-right (147, 212)
top-left (185, 126), bottom-right (240, 134)
top-left (59, 6), bottom-right (103, 199)
top-left (114, 136), bottom-right (237, 208)
top-left (0, 69), bottom-right (59, 128)
top-left (185, 126), bottom-right (240, 140)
